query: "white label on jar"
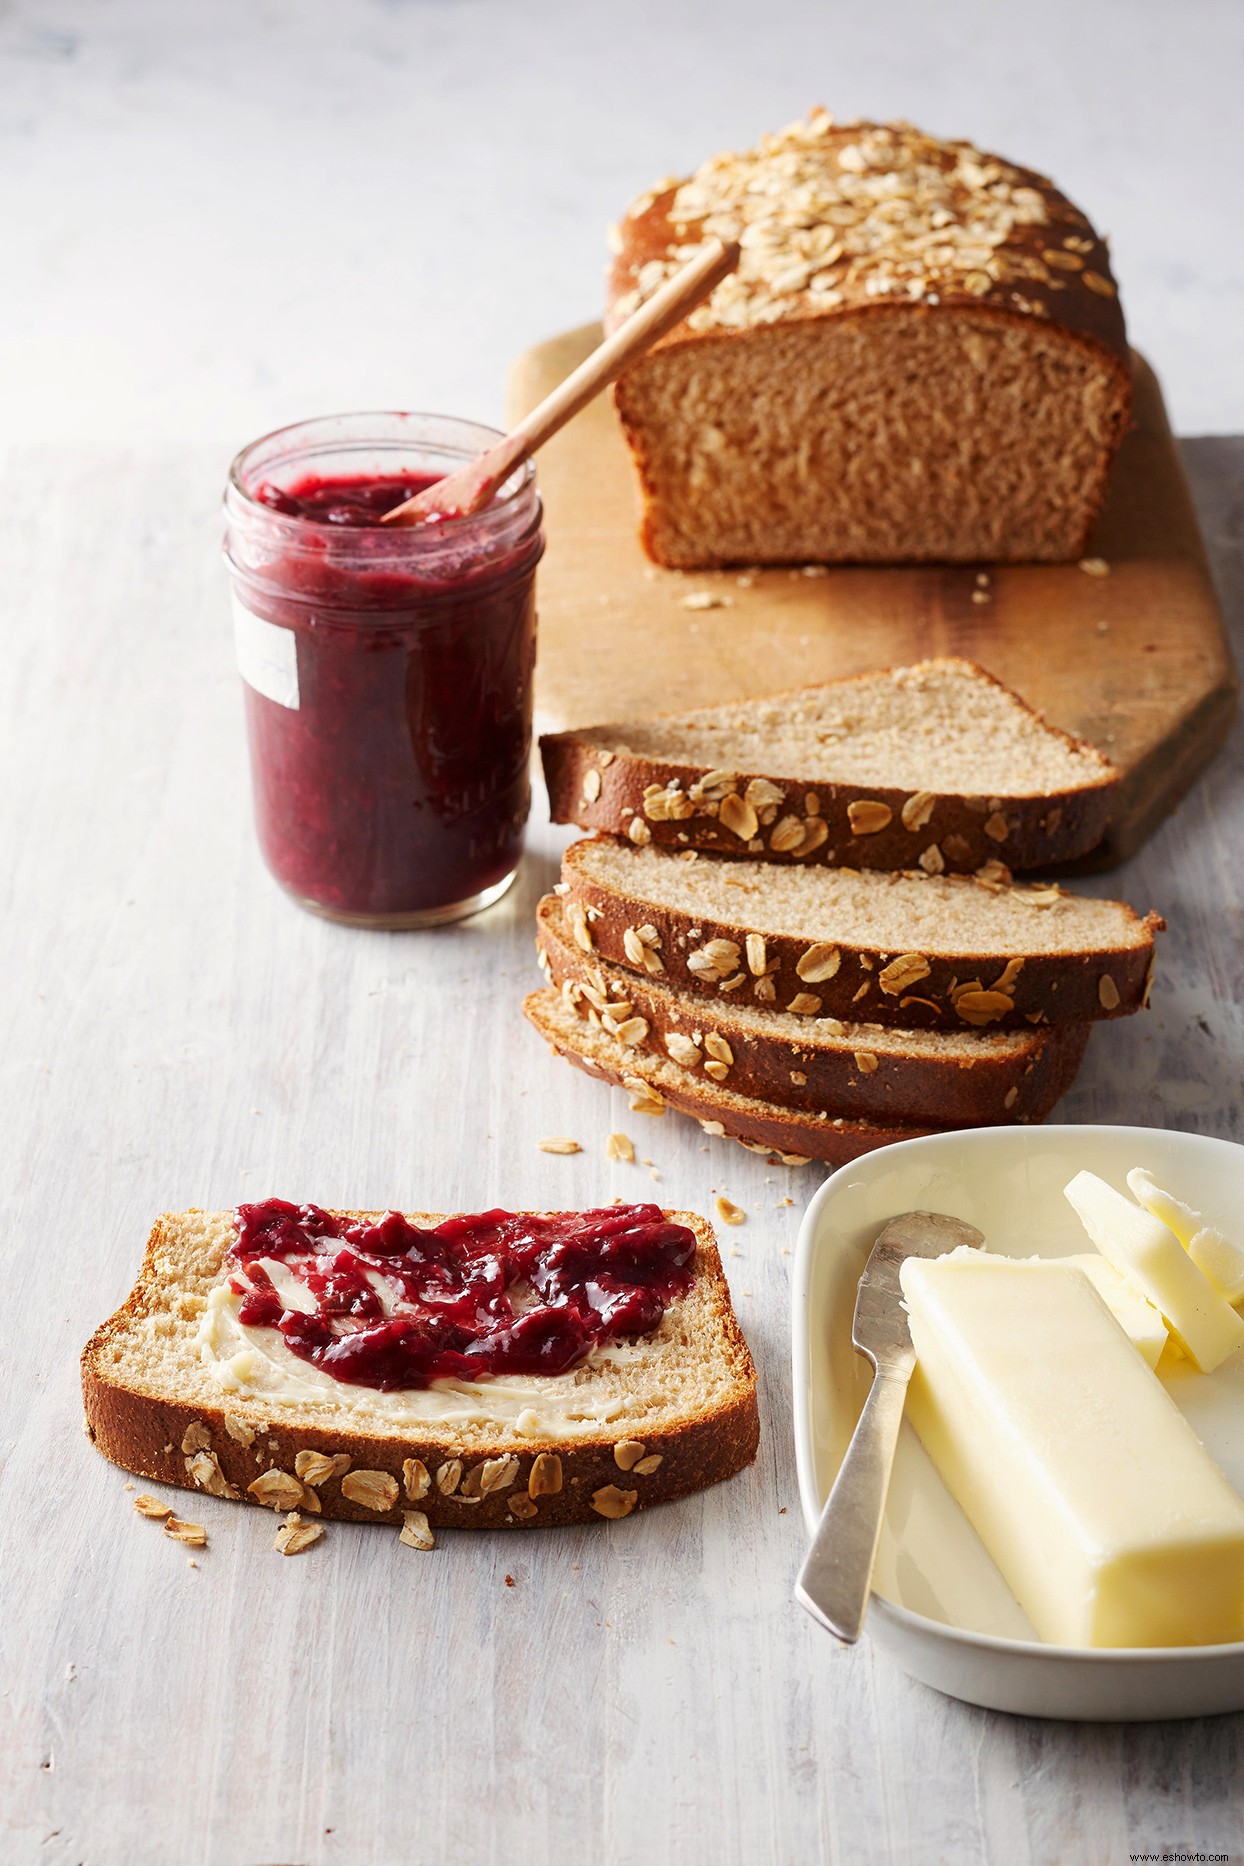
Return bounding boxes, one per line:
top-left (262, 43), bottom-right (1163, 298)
top-left (232, 595), bottom-right (300, 709)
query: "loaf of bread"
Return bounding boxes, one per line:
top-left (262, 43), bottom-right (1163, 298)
top-left (541, 658), bottom-right (1119, 873)
top-left (607, 110), bottom-right (1132, 567)
top-left (82, 1206), bottom-right (759, 1531)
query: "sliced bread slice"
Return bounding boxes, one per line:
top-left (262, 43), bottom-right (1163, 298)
top-left (541, 659), bottom-right (1118, 873)
top-left (561, 838), bottom-right (1161, 1031)
top-left (82, 1207), bottom-right (759, 1530)
top-left (524, 986), bottom-right (938, 1165)
top-left (536, 894), bottom-right (1089, 1126)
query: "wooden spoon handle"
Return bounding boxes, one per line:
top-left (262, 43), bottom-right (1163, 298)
top-left (381, 236), bottom-right (740, 527)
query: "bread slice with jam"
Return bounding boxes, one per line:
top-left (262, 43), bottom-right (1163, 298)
top-left (540, 659), bottom-right (1118, 875)
top-left (82, 1205), bottom-right (759, 1532)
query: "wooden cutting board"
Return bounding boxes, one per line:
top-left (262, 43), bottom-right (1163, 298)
top-left (508, 328), bottom-right (1236, 870)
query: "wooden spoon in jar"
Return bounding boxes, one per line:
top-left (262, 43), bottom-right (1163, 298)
top-left (378, 237), bottom-right (740, 528)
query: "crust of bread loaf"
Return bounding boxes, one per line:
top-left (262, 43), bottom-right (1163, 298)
top-left (81, 1209), bottom-right (760, 1529)
top-left (523, 987), bottom-right (936, 1164)
top-left (535, 894), bottom-right (1090, 1125)
top-left (540, 661), bottom-right (1119, 873)
top-left (561, 840), bottom-right (1162, 1032)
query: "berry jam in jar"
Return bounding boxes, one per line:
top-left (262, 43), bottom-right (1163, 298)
top-left (224, 413), bottom-right (543, 927)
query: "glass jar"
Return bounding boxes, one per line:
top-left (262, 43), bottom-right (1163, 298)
top-left (224, 412), bottom-right (543, 927)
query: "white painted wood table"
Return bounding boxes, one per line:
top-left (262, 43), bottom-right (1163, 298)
top-left (3, 438), bottom-right (1244, 1866)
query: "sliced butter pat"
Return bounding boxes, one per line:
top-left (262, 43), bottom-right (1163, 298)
top-left (1061, 1254), bottom-right (1168, 1367)
top-left (900, 1253), bottom-right (1244, 1648)
top-left (1064, 1170), bottom-right (1244, 1373)
top-left (1128, 1167), bottom-right (1244, 1307)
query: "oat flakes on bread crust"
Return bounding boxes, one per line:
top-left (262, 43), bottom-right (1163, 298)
top-left (81, 1208), bottom-right (759, 1529)
top-left (540, 659), bottom-right (1119, 874)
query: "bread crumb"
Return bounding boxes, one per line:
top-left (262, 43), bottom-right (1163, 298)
top-left (971, 589), bottom-right (990, 605)
top-left (275, 1511), bottom-right (324, 1556)
top-left (680, 591), bottom-right (729, 611)
top-left (399, 1510), bottom-right (435, 1551)
top-left (1078, 557), bottom-right (1110, 577)
top-left (163, 1517), bottom-right (207, 1547)
top-left (504, 1574), bottom-right (516, 1587)
top-left (716, 1195), bottom-right (746, 1226)
top-left (538, 1137), bottom-right (581, 1155)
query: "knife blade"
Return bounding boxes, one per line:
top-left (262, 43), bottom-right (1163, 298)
top-left (796, 1209), bottom-right (985, 1644)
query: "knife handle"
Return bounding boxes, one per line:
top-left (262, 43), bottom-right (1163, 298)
top-left (795, 1365), bottom-right (911, 1643)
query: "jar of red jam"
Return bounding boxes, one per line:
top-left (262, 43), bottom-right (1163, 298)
top-left (224, 413), bottom-right (543, 927)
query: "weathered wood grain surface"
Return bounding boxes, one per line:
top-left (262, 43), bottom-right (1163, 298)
top-left (1, 439), bottom-right (1243, 1866)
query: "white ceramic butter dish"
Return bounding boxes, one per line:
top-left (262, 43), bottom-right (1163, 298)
top-left (792, 1123), bottom-right (1244, 1720)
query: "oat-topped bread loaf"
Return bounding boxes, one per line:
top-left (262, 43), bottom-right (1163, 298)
top-left (542, 658), bottom-right (1118, 873)
top-left (560, 838), bottom-right (1161, 1031)
top-left (83, 1204), bottom-right (759, 1533)
top-left (537, 893), bottom-right (1090, 1126)
top-left (608, 109), bottom-right (1132, 567)
top-left (524, 987), bottom-right (938, 1166)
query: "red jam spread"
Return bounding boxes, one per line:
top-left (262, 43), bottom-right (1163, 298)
top-left (255, 470), bottom-right (439, 528)
top-left (226, 432), bottom-right (542, 926)
top-left (228, 1199), bottom-right (696, 1388)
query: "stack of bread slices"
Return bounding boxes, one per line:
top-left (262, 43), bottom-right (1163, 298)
top-left (525, 660), bottom-right (1164, 1166)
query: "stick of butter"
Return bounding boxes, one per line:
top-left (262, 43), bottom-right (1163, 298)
top-left (1060, 1253), bottom-right (1168, 1366)
top-left (1128, 1167), bottom-right (1244, 1307)
top-left (900, 1253), bottom-right (1244, 1648)
top-left (1065, 1170), bottom-right (1244, 1373)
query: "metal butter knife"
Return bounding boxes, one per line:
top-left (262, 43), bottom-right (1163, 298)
top-left (795, 1209), bottom-right (985, 1643)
